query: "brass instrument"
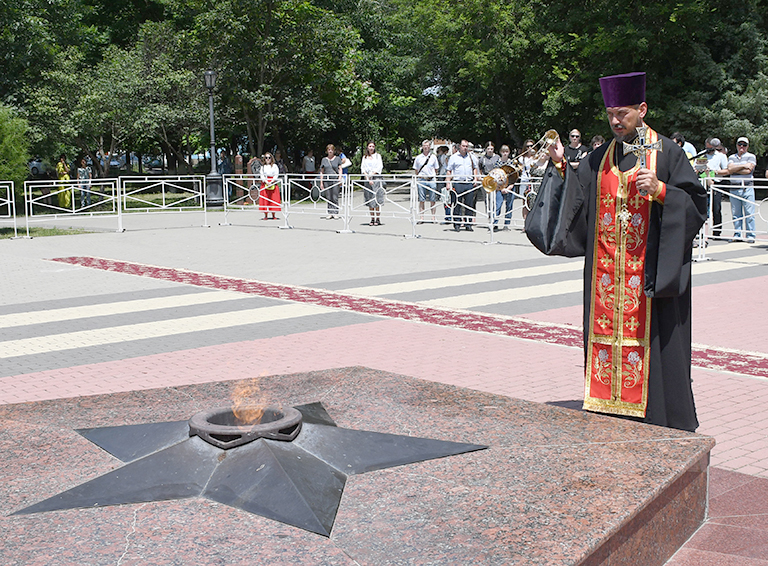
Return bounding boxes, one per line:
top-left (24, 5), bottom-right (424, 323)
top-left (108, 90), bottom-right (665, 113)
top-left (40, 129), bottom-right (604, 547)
top-left (482, 129), bottom-right (559, 195)
top-left (481, 165), bottom-right (518, 193)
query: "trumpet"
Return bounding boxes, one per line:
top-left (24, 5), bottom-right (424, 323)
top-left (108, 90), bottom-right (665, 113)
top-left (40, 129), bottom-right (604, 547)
top-left (482, 129), bottom-right (559, 194)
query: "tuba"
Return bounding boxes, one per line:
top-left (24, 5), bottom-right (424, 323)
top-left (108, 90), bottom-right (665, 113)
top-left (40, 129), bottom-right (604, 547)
top-left (482, 130), bottom-right (559, 197)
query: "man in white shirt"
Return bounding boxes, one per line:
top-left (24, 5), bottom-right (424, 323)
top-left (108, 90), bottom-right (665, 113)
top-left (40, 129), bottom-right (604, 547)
top-left (697, 137), bottom-right (729, 237)
top-left (446, 139), bottom-right (480, 232)
top-left (727, 136), bottom-right (757, 242)
top-left (413, 140), bottom-right (439, 223)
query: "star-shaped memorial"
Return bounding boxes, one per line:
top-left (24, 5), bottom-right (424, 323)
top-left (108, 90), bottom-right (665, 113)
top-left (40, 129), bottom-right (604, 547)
top-left (13, 402), bottom-right (486, 536)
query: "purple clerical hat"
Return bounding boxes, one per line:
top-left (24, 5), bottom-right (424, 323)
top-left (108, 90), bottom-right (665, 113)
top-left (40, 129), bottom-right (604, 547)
top-left (599, 72), bottom-right (646, 107)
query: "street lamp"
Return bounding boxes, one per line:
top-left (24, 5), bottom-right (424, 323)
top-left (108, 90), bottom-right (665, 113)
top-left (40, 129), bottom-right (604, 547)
top-left (204, 69), bottom-right (224, 206)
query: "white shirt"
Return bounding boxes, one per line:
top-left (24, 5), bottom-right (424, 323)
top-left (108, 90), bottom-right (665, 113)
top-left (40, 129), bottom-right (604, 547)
top-left (302, 155), bottom-right (315, 173)
top-left (446, 152), bottom-right (476, 182)
top-left (260, 163), bottom-right (279, 182)
top-left (413, 153), bottom-right (438, 178)
top-left (706, 152), bottom-right (728, 173)
top-left (360, 153), bottom-right (383, 176)
top-left (728, 151), bottom-right (756, 185)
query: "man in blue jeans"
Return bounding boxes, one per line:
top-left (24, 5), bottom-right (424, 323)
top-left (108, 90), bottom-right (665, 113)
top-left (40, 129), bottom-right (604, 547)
top-left (493, 144), bottom-right (516, 231)
top-left (727, 136), bottom-right (757, 242)
top-left (413, 140), bottom-right (439, 223)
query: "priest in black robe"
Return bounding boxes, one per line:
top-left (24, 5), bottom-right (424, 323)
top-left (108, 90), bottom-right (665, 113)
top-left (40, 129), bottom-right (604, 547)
top-left (525, 72), bottom-right (707, 431)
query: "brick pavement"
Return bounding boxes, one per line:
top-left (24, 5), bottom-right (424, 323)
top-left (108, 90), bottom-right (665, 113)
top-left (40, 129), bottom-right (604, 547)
top-left (2, 212), bottom-right (768, 564)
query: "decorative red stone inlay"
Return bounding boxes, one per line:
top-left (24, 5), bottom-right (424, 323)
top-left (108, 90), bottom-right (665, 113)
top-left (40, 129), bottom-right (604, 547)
top-left (49, 256), bottom-right (768, 380)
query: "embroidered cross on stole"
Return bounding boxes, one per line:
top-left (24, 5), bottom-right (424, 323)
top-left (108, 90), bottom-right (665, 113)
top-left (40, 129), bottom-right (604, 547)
top-left (583, 128), bottom-right (661, 418)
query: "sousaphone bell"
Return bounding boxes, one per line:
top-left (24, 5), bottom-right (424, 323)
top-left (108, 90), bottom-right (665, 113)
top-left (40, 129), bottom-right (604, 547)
top-left (482, 129), bottom-right (559, 210)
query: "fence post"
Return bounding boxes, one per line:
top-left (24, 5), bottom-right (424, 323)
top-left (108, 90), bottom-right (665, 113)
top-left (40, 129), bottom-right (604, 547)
top-left (23, 181), bottom-right (32, 238)
top-left (485, 189), bottom-right (498, 245)
top-left (202, 176), bottom-right (210, 228)
top-left (220, 174), bottom-right (232, 226)
top-left (338, 175), bottom-right (353, 234)
top-left (279, 174), bottom-right (291, 229)
top-left (117, 177), bottom-right (125, 232)
top-left (406, 176), bottom-right (420, 239)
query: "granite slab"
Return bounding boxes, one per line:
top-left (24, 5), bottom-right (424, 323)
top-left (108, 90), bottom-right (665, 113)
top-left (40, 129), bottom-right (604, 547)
top-left (0, 367), bottom-right (713, 565)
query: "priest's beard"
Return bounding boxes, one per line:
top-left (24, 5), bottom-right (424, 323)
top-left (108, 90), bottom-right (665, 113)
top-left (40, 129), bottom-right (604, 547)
top-left (612, 131), bottom-right (638, 144)
top-left (612, 120), bottom-right (643, 144)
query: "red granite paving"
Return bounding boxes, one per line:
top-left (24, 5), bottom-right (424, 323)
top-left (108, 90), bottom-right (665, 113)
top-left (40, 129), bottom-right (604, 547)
top-left (666, 469), bottom-right (768, 565)
top-left (17, 255), bottom-right (768, 565)
top-left (691, 274), bottom-right (768, 354)
top-left (0, 319), bottom-right (585, 405)
top-left (667, 549), bottom-right (768, 565)
top-left (49, 256), bottom-right (768, 380)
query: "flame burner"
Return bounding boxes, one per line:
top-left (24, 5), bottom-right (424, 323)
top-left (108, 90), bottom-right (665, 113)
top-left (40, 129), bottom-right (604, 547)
top-left (189, 406), bottom-right (302, 449)
top-left (15, 401), bottom-right (486, 537)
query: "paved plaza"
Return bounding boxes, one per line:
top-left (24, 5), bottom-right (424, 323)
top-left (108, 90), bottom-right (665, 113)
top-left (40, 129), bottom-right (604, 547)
top-left (2, 210), bottom-right (768, 564)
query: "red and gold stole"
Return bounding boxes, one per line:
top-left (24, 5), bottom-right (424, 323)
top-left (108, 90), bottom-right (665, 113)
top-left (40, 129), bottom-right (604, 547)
top-left (583, 128), bottom-right (661, 418)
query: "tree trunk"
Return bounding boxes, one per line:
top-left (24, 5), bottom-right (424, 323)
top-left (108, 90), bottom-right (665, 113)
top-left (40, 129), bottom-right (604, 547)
top-left (256, 106), bottom-right (266, 156)
top-left (244, 108), bottom-right (256, 157)
top-left (159, 125), bottom-right (192, 173)
top-left (76, 136), bottom-right (106, 178)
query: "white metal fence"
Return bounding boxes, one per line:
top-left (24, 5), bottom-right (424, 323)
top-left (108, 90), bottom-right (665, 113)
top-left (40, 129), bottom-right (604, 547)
top-left (219, 172), bottom-right (544, 242)
top-left (118, 176), bottom-right (208, 231)
top-left (10, 171), bottom-right (768, 251)
top-left (24, 178), bottom-right (120, 236)
top-left (20, 175), bottom-right (210, 235)
top-left (222, 174), bottom-right (290, 229)
top-left (0, 181), bottom-right (16, 238)
top-left (694, 176), bottom-right (768, 260)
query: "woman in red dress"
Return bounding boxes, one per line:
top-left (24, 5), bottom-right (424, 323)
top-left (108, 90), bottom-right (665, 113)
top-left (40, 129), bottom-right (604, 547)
top-left (259, 152), bottom-right (281, 219)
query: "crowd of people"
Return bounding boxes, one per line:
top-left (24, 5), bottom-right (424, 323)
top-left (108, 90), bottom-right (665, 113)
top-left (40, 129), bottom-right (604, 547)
top-left (227, 126), bottom-right (761, 240)
top-left (670, 133), bottom-right (758, 242)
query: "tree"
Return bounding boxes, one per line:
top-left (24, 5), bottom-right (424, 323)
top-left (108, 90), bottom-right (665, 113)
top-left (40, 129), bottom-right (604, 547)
top-left (0, 103), bottom-right (31, 209)
top-left (130, 22), bottom-right (207, 173)
top-left (188, 0), bottom-right (374, 158)
top-left (0, 0), bottom-right (105, 104)
top-left (0, 104), bottom-right (31, 192)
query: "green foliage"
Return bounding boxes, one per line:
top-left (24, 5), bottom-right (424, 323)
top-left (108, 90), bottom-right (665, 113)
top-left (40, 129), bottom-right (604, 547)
top-left (0, 0), bottom-right (106, 103)
top-left (0, 227), bottom-right (91, 238)
top-left (7, 0), bottom-right (768, 177)
top-left (0, 104), bottom-right (31, 191)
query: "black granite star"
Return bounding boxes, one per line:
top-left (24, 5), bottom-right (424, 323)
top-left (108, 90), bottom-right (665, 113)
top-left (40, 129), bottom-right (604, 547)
top-left (12, 403), bottom-right (486, 536)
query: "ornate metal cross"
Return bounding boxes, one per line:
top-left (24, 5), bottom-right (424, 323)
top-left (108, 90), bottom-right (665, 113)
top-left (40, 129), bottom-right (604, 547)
top-left (623, 125), bottom-right (662, 195)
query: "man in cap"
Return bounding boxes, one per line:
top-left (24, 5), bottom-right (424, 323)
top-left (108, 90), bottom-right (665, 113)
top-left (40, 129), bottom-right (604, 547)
top-left (727, 136), bottom-right (757, 242)
top-left (529, 72), bottom-right (707, 432)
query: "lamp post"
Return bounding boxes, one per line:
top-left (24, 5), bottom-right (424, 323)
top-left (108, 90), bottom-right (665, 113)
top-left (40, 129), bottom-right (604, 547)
top-left (204, 69), bottom-right (224, 206)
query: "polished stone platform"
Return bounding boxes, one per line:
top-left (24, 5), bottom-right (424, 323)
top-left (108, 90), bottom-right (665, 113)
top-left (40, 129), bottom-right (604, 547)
top-left (0, 367), bottom-right (713, 565)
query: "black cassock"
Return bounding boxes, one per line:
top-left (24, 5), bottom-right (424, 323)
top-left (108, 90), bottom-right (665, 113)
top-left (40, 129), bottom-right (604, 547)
top-left (526, 133), bottom-right (707, 431)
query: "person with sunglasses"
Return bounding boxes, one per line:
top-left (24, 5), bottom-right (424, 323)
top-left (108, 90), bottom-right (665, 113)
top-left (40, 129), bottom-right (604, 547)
top-left (362, 141), bottom-right (385, 225)
top-left (259, 153), bottom-right (280, 220)
top-left (726, 137), bottom-right (757, 242)
top-left (563, 129), bottom-right (588, 170)
top-left (319, 144), bottom-right (343, 219)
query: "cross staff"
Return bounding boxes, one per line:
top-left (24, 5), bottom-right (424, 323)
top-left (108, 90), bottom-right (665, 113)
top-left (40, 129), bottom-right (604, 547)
top-left (623, 125), bottom-right (662, 195)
